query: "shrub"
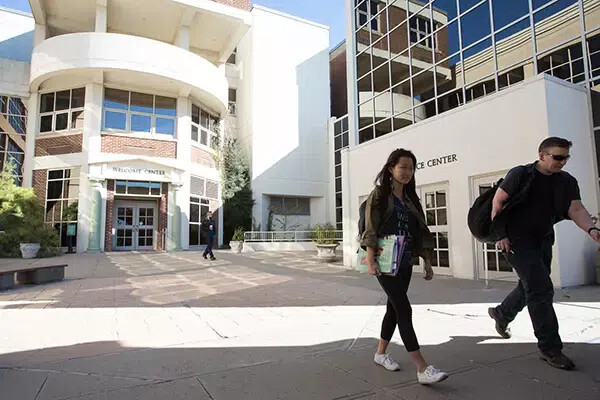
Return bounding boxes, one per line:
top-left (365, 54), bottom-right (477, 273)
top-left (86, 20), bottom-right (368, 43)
top-left (231, 227), bottom-right (245, 242)
top-left (0, 162), bottom-right (60, 257)
top-left (312, 223), bottom-right (339, 245)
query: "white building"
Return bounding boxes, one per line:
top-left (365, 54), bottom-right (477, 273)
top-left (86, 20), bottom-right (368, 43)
top-left (335, 0), bottom-right (600, 287)
top-left (0, 0), bottom-right (331, 252)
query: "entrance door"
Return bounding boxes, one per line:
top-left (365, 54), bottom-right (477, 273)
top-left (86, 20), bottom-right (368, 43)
top-left (114, 202), bottom-right (157, 251)
top-left (417, 184), bottom-right (452, 276)
top-left (471, 174), bottom-right (517, 282)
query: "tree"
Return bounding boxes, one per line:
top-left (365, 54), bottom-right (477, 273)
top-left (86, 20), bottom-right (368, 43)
top-left (218, 136), bottom-right (249, 200)
top-left (0, 161), bottom-right (60, 257)
top-left (216, 136), bottom-right (255, 244)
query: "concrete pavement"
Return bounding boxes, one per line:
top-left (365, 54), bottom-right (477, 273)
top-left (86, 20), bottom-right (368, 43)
top-left (0, 250), bottom-right (599, 399)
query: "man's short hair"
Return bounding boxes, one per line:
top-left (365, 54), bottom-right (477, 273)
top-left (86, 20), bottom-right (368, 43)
top-left (538, 137), bottom-right (572, 153)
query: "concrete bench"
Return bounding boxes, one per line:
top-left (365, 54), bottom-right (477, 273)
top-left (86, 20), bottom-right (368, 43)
top-left (0, 264), bottom-right (67, 290)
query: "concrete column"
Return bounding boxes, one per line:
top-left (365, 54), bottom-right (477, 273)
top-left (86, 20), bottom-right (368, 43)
top-left (77, 83), bottom-right (103, 252)
top-left (176, 97), bottom-right (192, 249)
top-left (87, 179), bottom-right (104, 252)
top-left (33, 23), bottom-right (47, 47)
top-left (175, 26), bottom-right (190, 50)
top-left (170, 184), bottom-right (183, 250)
top-left (345, 0), bottom-right (358, 147)
top-left (22, 92), bottom-right (38, 188)
top-left (95, 2), bottom-right (108, 33)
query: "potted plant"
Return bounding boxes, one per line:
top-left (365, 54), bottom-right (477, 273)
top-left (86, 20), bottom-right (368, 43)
top-left (313, 223), bottom-right (339, 262)
top-left (229, 227), bottom-right (245, 254)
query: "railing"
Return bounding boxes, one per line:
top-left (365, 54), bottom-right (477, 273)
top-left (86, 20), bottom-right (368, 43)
top-left (244, 230), bottom-right (343, 243)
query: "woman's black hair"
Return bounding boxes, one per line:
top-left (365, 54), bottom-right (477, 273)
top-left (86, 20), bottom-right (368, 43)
top-left (374, 148), bottom-right (425, 216)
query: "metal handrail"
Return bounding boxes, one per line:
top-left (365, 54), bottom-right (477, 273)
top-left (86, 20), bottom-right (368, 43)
top-left (243, 230), bottom-right (343, 243)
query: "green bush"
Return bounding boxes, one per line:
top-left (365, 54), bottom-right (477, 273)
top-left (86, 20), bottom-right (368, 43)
top-left (0, 162), bottom-right (60, 257)
top-left (231, 227), bottom-right (245, 242)
top-left (312, 223), bottom-right (339, 245)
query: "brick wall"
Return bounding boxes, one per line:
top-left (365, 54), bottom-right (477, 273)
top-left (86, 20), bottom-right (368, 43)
top-left (213, 0), bottom-right (250, 10)
top-left (158, 183), bottom-right (169, 251)
top-left (35, 134), bottom-right (83, 156)
top-left (191, 146), bottom-right (217, 168)
top-left (104, 180), bottom-right (115, 252)
top-left (101, 135), bottom-right (177, 159)
top-left (32, 169), bottom-right (47, 205)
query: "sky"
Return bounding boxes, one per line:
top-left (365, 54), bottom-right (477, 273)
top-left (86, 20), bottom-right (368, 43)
top-left (0, 0), bottom-right (347, 49)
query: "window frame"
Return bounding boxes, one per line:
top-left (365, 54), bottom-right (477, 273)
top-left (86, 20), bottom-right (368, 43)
top-left (409, 15), bottom-right (438, 51)
top-left (38, 88), bottom-right (86, 135)
top-left (356, 0), bottom-right (381, 34)
top-left (102, 88), bottom-right (177, 136)
top-left (45, 168), bottom-right (80, 247)
top-left (114, 180), bottom-right (163, 197)
top-left (191, 103), bottom-right (220, 151)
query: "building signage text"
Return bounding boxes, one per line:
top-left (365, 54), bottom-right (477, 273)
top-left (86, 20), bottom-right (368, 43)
top-left (416, 154), bottom-right (458, 170)
top-left (112, 167), bottom-right (166, 176)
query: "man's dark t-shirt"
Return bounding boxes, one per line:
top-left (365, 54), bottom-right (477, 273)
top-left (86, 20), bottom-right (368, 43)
top-left (499, 165), bottom-right (581, 246)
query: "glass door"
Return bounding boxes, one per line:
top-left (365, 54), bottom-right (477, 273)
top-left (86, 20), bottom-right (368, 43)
top-left (114, 202), bottom-right (157, 250)
top-left (418, 184), bottom-right (452, 275)
top-left (471, 174), bottom-right (517, 282)
top-left (136, 205), bottom-right (156, 250)
top-left (115, 203), bottom-right (135, 250)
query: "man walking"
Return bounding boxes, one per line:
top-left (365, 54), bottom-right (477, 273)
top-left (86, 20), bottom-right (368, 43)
top-left (488, 137), bottom-right (600, 370)
top-left (203, 211), bottom-right (217, 261)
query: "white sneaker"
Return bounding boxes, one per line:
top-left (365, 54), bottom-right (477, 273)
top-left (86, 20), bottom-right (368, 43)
top-left (417, 365), bottom-right (449, 385)
top-left (374, 353), bottom-right (400, 371)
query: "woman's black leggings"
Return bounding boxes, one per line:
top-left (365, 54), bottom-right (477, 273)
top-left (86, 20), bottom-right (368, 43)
top-left (376, 267), bottom-right (420, 352)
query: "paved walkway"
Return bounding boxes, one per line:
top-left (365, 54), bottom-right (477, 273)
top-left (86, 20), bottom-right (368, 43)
top-left (0, 250), bottom-right (599, 399)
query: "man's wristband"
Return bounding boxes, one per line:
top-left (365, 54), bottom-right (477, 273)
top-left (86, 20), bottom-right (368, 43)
top-left (588, 227), bottom-right (600, 235)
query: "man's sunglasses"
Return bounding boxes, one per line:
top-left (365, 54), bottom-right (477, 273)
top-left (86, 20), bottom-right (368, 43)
top-left (545, 153), bottom-right (570, 162)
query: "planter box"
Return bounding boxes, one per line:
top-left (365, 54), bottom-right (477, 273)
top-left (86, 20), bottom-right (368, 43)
top-left (229, 241), bottom-right (243, 254)
top-left (20, 243), bottom-right (40, 259)
top-left (316, 243), bottom-right (339, 262)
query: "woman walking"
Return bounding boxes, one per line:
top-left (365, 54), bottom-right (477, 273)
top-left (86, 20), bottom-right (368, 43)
top-left (362, 148), bottom-right (448, 385)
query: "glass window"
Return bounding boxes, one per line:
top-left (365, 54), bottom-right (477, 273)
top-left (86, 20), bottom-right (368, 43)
top-left (130, 92), bottom-right (153, 113)
top-left (131, 114), bottom-right (151, 132)
top-left (191, 104), bottom-right (220, 149)
top-left (156, 118), bottom-right (175, 135)
top-left (105, 111), bottom-right (127, 130)
top-left (103, 89), bottom-right (177, 135)
top-left (104, 88), bottom-right (129, 110)
top-left (45, 168), bottom-right (79, 247)
top-left (155, 96), bottom-right (176, 116)
top-left (39, 88), bottom-right (85, 133)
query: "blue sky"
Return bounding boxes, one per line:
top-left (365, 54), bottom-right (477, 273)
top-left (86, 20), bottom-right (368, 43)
top-left (0, 0), bottom-right (347, 49)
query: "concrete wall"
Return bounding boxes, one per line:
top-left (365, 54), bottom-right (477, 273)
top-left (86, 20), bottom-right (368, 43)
top-left (245, 6), bottom-right (332, 229)
top-left (0, 8), bottom-right (34, 97)
top-left (342, 74), bottom-right (599, 287)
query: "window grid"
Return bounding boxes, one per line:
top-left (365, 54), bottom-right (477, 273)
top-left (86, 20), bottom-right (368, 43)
top-left (351, 0), bottom-right (598, 154)
top-left (45, 168), bottom-right (80, 247)
top-left (103, 88), bottom-right (177, 136)
top-left (189, 196), bottom-right (211, 246)
top-left (191, 104), bottom-right (220, 150)
top-left (39, 88), bottom-right (85, 134)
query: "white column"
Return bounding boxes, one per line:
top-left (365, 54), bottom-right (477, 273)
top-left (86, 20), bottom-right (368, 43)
top-left (95, 1), bottom-right (108, 33)
top-left (341, 148), bottom-right (353, 269)
top-left (22, 92), bottom-right (38, 188)
top-left (327, 117), bottom-right (336, 225)
top-left (87, 178), bottom-right (104, 252)
top-left (77, 83), bottom-right (103, 253)
top-left (174, 26), bottom-right (190, 50)
top-left (33, 23), bottom-right (47, 47)
top-left (345, 0), bottom-right (358, 147)
top-left (176, 97), bottom-right (192, 249)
